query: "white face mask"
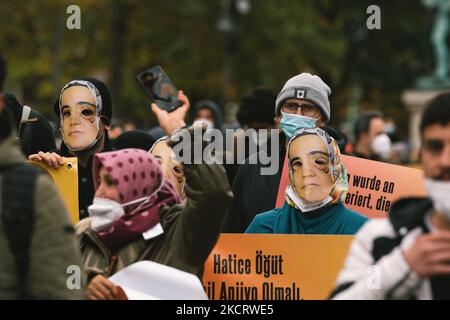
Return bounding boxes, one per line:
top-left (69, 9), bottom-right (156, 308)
top-left (371, 133), bottom-right (391, 159)
top-left (424, 178), bottom-right (450, 220)
top-left (88, 196), bottom-right (151, 232)
top-left (286, 185), bottom-right (333, 213)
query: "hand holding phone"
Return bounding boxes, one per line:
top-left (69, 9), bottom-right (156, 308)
top-left (151, 90), bottom-right (190, 135)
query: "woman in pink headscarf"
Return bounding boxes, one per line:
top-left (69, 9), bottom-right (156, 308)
top-left (78, 147), bottom-right (232, 300)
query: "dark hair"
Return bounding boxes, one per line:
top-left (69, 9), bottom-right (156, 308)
top-left (237, 87), bottom-right (276, 127)
top-left (0, 54), bottom-right (7, 91)
top-left (420, 92), bottom-right (450, 135)
top-left (353, 111), bottom-right (383, 141)
top-left (113, 130), bottom-right (157, 151)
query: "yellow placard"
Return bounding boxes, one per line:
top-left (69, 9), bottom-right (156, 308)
top-left (202, 234), bottom-right (353, 300)
top-left (29, 158), bottom-right (79, 224)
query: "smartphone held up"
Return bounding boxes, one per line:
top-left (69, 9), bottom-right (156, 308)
top-left (136, 65), bottom-right (182, 112)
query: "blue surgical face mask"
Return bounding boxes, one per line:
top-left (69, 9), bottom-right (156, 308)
top-left (280, 111), bottom-right (318, 139)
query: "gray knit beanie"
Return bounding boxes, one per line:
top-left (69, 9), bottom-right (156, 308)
top-left (275, 73), bottom-right (331, 122)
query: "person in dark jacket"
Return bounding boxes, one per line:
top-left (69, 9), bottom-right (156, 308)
top-left (223, 73), bottom-right (333, 233)
top-left (29, 78), bottom-right (114, 220)
top-left (191, 100), bottom-right (223, 131)
top-left (222, 87), bottom-right (277, 185)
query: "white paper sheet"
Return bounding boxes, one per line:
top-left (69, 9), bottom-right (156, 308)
top-left (109, 261), bottom-right (208, 300)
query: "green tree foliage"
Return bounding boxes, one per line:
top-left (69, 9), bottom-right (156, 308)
top-left (0, 0), bottom-right (436, 133)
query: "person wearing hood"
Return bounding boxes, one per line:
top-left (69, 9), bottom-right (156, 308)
top-left (224, 73), bottom-right (333, 233)
top-left (191, 100), bottom-right (223, 131)
top-left (78, 142), bottom-right (232, 300)
top-left (246, 127), bottom-right (367, 234)
top-left (29, 78), bottom-right (114, 220)
top-left (331, 92), bottom-right (450, 300)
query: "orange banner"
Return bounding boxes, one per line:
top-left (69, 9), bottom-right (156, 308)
top-left (276, 155), bottom-right (427, 218)
top-left (203, 234), bottom-right (353, 300)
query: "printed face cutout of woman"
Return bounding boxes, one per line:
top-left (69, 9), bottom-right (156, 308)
top-left (150, 139), bottom-right (184, 197)
top-left (60, 85), bottom-right (99, 150)
top-left (288, 134), bottom-right (334, 203)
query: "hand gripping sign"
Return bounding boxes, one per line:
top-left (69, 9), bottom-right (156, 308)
top-left (203, 156), bottom-right (427, 300)
top-left (276, 154), bottom-right (427, 218)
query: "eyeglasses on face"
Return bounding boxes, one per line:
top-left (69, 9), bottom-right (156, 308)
top-left (281, 102), bottom-right (319, 116)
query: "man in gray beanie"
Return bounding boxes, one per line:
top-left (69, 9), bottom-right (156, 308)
top-left (223, 72), bottom-right (334, 233)
top-left (276, 73), bottom-right (330, 139)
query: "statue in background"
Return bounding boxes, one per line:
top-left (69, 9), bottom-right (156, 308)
top-left (417, 0), bottom-right (450, 88)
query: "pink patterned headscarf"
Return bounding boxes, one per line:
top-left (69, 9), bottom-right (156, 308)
top-left (92, 148), bottom-right (181, 251)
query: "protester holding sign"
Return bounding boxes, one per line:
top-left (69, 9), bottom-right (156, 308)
top-left (246, 128), bottom-right (367, 234)
top-left (28, 79), bottom-right (185, 221)
top-left (28, 78), bottom-right (115, 220)
top-left (331, 92), bottom-right (450, 300)
top-left (224, 73), bottom-right (332, 233)
top-left (78, 128), bottom-right (232, 300)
